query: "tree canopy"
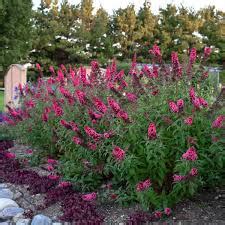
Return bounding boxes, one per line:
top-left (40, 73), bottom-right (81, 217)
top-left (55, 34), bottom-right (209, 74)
top-left (0, 0), bottom-right (225, 69)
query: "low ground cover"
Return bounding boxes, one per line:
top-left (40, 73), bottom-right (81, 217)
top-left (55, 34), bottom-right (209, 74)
top-left (0, 91), bottom-right (4, 112)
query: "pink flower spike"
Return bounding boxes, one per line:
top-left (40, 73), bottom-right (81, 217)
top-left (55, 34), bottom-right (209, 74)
top-left (199, 97), bottom-right (208, 108)
top-left (184, 117), bottom-right (193, 125)
top-left (136, 179), bottom-right (151, 192)
top-left (47, 159), bottom-right (58, 165)
top-left (189, 87), bottom-right (196, 100)
top-left (52, 102), bottom-right (64, 117)
top-left (164, 208), bottom-right (172, 216)
top-left (26, 149), bottom-right (33, 155)
top-left (84, 126), bottom-right (102, 140)
top-left (192, 97), bottom-right (201, 109)
top-left (87, 142), bottom-right (97, 151)
top-left (148, 123), bottom-right (157, 139)
top-left (48, 175), bottom-right (60, 180)
top-left (173, 174), bottom-right (186, 182)
top-left (5, 152), bottom-right (16, 159)
top-left (189, 168), bottom-right (198, 176)
top-left (177, 99), bottom-right (184, 110)
top-left (112, 146), bottom-right (125, 161)
top-left (149, 44), bottom-right (161, 58)
top-left (75, 90), bottom-right (87, 105)
top-left (58, 181), bottom-right (72, 188)
top-left (72, 136), bottom-right (83, 145)
top-left (212, 115), bottom-right (224, 128)
top-left (47, 165), bottom-right (54, 171)
top-left (182, 147), bottom-right (198, 161)
top-left (49, 65), bottom-right (55, 74)
top-left (116, 110), bottom-right (129, 122)
top-left (204, 47), bottom-right (211, 58)
top-left (82, 192), bottom-right (97, 201)
top-left (107, 97), bottom-right (121, 113)
top-left (93, 97), bottom-right (107, 114)
top-left (154, 211), bottom-right (162, 219)
top-left (169, 101), bottom-right (179, 113)
top-left (189, 48), bottom-right (197, 64)
top-left (126, 93), bottom-right (138, 102)
top-left (36, 63), bottom-right (41, 70)
top-left (103, 131), bottom-right (114, 139)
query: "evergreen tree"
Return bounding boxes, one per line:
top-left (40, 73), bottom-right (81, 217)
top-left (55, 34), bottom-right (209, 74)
top-left (216, 11), bottom-right (225, 67)
top-left (155, 4), bottom-right (179, 59)
top-left (90, 7), bottom-right (114, 62)
top-left (137, 0), bottom-right (156, 60)
top-left (31, 0), bottom-right (84, 67)
top-left (137, 1), bottom-right (155, 41)
top-left (177, 6), bottom-right (203, 51)
top-left (199, 7), bottom-right (225, 65)
top-left (0, 0), bottom-right (33, 71)
top-left (80, 0), bottom-right (94, 31)
top-left (113, 5), bottom-right (139, 58)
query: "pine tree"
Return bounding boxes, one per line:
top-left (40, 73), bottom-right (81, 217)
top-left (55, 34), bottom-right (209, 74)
top-left (0, 0), bottom-right (33, 71)
top-left (113, 5), bottom-right (139, 58)
top-left (90, 7), bottom-right (114, 61)
top-left (80, 0), bottom-right (94, 31)
top-left (31, 0), bottom-right (84, 67)
top-left (199, 7), bottom-right (225, 65)
top-left (137, 1), bottom-right (156, 59)
top-left (155, 4), bottom-right (179, 59)
top-left (177, 6), bottom-right (203, 52)
top-left (137, 1), bottom-right (155, 41)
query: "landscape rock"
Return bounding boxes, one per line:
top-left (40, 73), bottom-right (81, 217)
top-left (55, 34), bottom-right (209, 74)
top-left (0, 207), bottom-right (24, 220)
top-left (13, 212), bottom-right (25, 223)
top-left (0, 222), bottom-right (10, 225)
top-left (13, 191), bottom-right (23, 200)
top-left (0, 199), bottom-right (18, 211)
top-left (31, 214), bottom-right (52, 225)
top-left (0, 185), bottom-right (7, 190)
top-left (16, 218), bottom-right (31, 225)
top-left (0, 189), bottom-right (13, 199)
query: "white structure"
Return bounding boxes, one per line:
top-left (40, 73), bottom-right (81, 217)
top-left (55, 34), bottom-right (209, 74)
top-left (4, 64), bottom-right (28, 111)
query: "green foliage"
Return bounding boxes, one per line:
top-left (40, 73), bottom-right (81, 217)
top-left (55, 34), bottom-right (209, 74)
top-left (0, 0), bottom-right (33, 71)
top-left (0, 124), bottom-right (14, 141)
top-left (117, 61), bottom-right (131, 74)
top-left (0, 91), bottom-right (3, 111)
top-left (220, 70), bottom-right (225, 84)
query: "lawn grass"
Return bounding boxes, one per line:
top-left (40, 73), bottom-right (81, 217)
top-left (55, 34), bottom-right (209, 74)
top-left (220, 70), bottom-right (225, 85)
top-left (0, 91), bottom-right (4, 112)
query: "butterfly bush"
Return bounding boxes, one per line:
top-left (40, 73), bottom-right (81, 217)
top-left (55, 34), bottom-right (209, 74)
top-left (6, 45), bottom-right (225, 211)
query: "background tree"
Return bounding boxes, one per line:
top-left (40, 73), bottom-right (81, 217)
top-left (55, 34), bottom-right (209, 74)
top-left (217, 13), bottom-right (225, 68)
top-left (3, 0), bottom-right (222, 70)
top-left (90, 7), bottom-right (114, 64)
top-left (176, 6), bottom-right (203, 52)
top-left (112, 5), bottom-right (140, 58)
top-left (31, 0), bottom-right (83, 69)
top-left (155, 4), bottom-right (179, 59)
top-left (199, 7), bottom-right (225, 66)
top-left (0, 0), bottom-right (33, 72)
top-left (137, 0), bottom-right (156, 60)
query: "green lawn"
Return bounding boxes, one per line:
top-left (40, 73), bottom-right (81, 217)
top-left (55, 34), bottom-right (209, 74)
top-left (0, 91), bottom-right (4, 112)
top-left (220, 70), bottom-right (225, 85)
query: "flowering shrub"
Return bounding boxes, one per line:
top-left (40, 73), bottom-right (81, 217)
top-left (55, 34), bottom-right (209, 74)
top-left (5, 46), bottom-right (225, 212)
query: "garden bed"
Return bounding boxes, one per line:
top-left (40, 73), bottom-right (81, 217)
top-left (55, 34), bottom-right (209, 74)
top-left (0, 141), bottom-right (225, 224)
top-left (1, 47), bottom-right (225, 224)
